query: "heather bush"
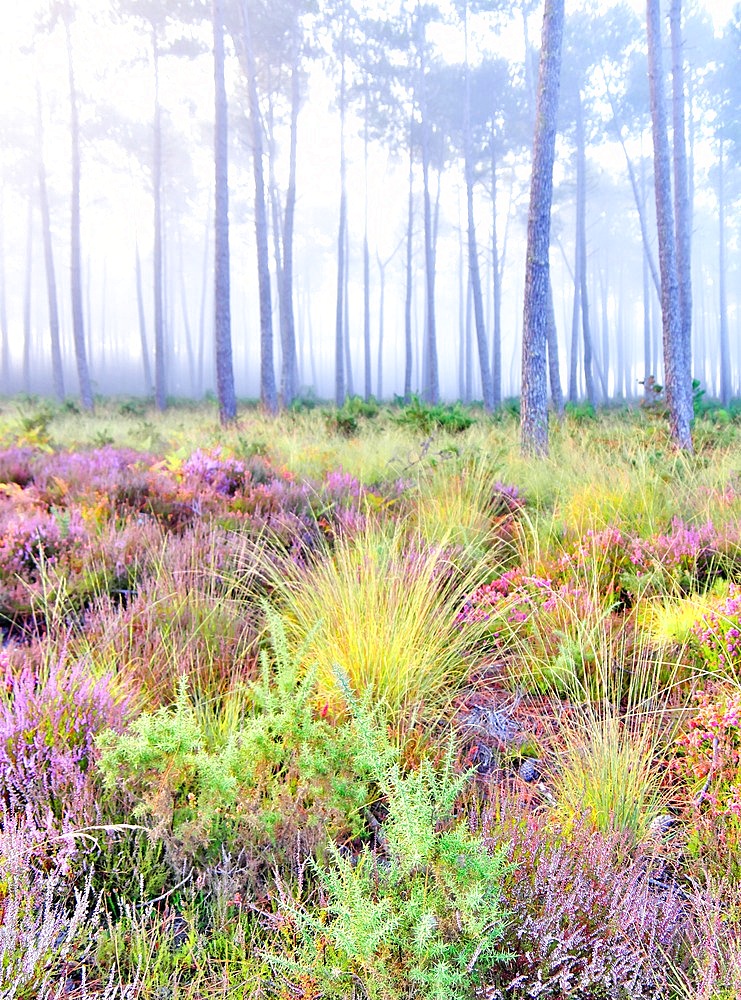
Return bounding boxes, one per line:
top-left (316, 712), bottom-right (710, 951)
top-left (0, 647), bottom-right (129, 824)
top-left (483, 819), bottom-right (685, 999)
top-left (0, 814), bottom-right (118, 999)
top-left (79, 524), bottom-right (259, 707)
top-left (690, 583), bottom-right (741, 677)
top-left (675, 683), bottom-right (741, 879)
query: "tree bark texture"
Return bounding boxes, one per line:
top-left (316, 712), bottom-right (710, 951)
top-left (521, 0), bottom-right (564, 456)
top-left (65, 17), bottom-right (93, 411)
top-left (647, 0), bottom-right (693, 450)
top-left (241, 0), bottom-right (276, 413)
top-left (213, 0), bottom-right (236, 424)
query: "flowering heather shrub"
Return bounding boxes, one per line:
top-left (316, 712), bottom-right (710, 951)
top-left (0, 816), bottom-right (103, 998)
top-left (81, 526), bottom-right (260, 706)
top-left (33, 446), bottom-right (154, 506)
top-left (180, 447), bottom-right (247, 496)
top-left (484, 820), bottom-right (685, 999)
top-left (0, 649), bottom-right (129, 824)
top-left (0, 447), bottom-right (36, 487)
top-left (690, 584), bottom-right (741, 674)
top-left (457, 569), bottom-right (602, 690)
top-left (675, 683), bottom-right (741, 877)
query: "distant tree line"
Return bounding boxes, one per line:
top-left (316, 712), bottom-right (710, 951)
top-left (0, 0), bottom-right (739, 453)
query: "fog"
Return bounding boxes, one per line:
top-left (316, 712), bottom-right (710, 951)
top-left (0, 0), bottom-right (738, 406)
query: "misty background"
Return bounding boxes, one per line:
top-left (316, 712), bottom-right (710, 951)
top-left (0, 0), bottom-right (738, 406)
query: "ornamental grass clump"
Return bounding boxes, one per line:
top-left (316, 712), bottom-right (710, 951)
top-left (270, 518), bottom-right (497, 721)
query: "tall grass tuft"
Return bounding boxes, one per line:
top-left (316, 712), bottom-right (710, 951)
top-left (266, 517), bottom-right (496, 722)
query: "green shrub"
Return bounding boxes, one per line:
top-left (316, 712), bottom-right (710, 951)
top-left (268, 676), bottom-right (512, 999)
top-left (96, 612), bottom-right (372, 875)
top-left (393, 396), bottom-right (475, 435)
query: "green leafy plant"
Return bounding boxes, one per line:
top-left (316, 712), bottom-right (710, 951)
top-left (96, 611), bottom-right (371, 872)
top-left (268, 675), bottom-right (512, 999)
top-left (393, 396), bottom-right (474, 435)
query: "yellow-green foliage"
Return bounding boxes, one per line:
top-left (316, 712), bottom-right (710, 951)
top-left (271, 518), bottom-right (493, 721)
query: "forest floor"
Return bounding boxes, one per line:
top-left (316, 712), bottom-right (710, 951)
top-left (0, 393), bottom-right (740, 999)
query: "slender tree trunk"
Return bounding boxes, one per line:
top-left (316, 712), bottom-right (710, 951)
top-left (334, 16), bottom-right (347, 407)
top-left (178, 234), bottom-right (196, 395)
top-left (152, 32), bottom-right (166, 410)
top-left (23, 199), bottom-right (33, 394)
top-left (521, 0), bottom-right (564, 456)
top-left (343, 227), bottom-right (353, 398)
top-left (417, 16), bottom-right (438, 404)
top-left (280, 41), bottom-right (300, 404)
top-left (546, 277), bottom-right (563, 415)
top-left (362, 80), bottom-right (371, 401)
top-left (465, 273), bottom-right (473, 403)
top-left (404, 126), bottom-right (413, 402)
top-left (491, 140), bottom-right (502, 409)
top-left (463, 3), bottom-right (493, 410)
top-left (213, 0), bottom-right (236, 424)
top-left (670, 0), bottom-right (692, 383)
top-left (718, 135), bottom-right (730, 407)
top-left (376, 251), bottom-right (386, 400)
top-left (241, 0), bottom-right (276, 412)
top-left (0, 186), bottom-right (9, 392)
top-left (65, 17), bottom-right (93, 411)
top-left (575, 93), bottom-right (595, 406)
top-left (135, 243), bottom-right (154, 395)
top-left (642, 242), bottom-right (652, 393)
top-left (647, 0), bottom-right (692, 450)
top-left (37, 87), bottom-right (64, 402)
top-left (198, 204), bottom-right (210, 397)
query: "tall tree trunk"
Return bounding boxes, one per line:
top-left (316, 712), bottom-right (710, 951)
top-left (37, 88), bottom-right (64, 402)
top-left (241, 0), bottom-right (276, 412)
top-left (546, 277), bottom-right (563, 415)
top-left (417, 14), bottom-right (438, 404)
top-left (334, 15), bottom-right (347, 407)
top-left (23, 199), bottom-right (33, 394)
top-left (647, 0), bottom-right (692, 450)
top-left (0, 186), bottom-right (8, 392)
top-left (198, 204), bottom-right (210, 397)
top-left (463, 2), bottom-right (493, 410)
top-left (575, 92), bottom-right (595, 406)
top-left (491, 141), bottom-right (502, 409)
top-left (404, 125), bottom-right (413, 402)
top-left (376, 251), bottom-right (386, 400)
top-left (280, 41), bottom-right (300, 404)
top-left (135, 242), bottom-right (154, 395)
top-left (362, 79), bottom-right (371, 401)
top-left (213, 0), bottom-right (236, 424)
top-left (718, 135), bottom-right (730, 407)
top-left (464, 274), bottom-right (473, 404)
top-left (178, 233), bottom-right (196, 395)
top-left (152, 31), bottom-right (166, 411)
top-left (670, 0), bottom-right (692, 382)
top-left (343, 226), bottom-right (353, 397)
top-left (521, 0), bottom-right (564, 457)
top-left (65, 17), bottom-right (93, 411)
top-left (642, 242), bottom-right (653, 395)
